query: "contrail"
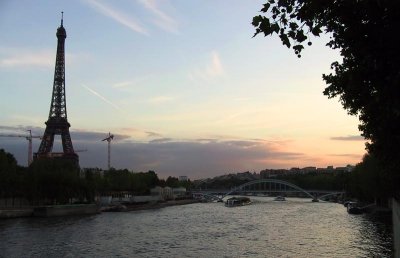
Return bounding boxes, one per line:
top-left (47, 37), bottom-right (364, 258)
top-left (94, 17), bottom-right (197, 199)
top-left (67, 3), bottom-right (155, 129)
top-left (84, 0), bottom-right (148, 35)
top-left (82, 84), bottom-right (123, 112)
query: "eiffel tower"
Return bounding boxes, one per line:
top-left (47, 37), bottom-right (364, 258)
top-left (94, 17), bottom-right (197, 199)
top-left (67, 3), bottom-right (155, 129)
top-left (34, 13), bottom-right (79, 165)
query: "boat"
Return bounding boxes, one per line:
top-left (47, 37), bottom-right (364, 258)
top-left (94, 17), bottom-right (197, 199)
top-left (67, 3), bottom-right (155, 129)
top-left (347, 202), bottom-right (363, 214)
top-left (274, 196), bottom-right (286, 201)
top-left (343, 201), bottom-right (353, 207)
top-left (225, 197), bottom-right (252, 207)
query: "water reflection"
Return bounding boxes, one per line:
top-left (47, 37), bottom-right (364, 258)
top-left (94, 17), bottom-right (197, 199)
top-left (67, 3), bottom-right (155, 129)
top-left (0, 198), bottom-right (393, 257)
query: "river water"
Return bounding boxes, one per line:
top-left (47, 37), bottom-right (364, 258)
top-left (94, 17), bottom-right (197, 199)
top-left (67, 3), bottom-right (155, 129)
top-left (0, 197), bottom-right (393, 257)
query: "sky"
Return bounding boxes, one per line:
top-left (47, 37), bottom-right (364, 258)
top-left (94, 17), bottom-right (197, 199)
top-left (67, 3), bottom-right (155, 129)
top-left (0, 0), bottom-right (366, 179)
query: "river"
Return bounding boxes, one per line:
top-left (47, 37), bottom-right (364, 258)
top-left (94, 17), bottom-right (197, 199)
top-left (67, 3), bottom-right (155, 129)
top-left (0, 197), bottom-right (393, 257)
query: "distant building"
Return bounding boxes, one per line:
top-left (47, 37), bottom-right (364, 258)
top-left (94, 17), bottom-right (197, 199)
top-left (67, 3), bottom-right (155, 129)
top-left (260, 169), bottom-right (288, 178)
top-left (173, 187), bottom-right (187, 198)
top-left (335, 165), bottom-right (355, 172)
top-left (151, 186), bottom-right (174, 200)
top-left (259, 164), bottom-right (355, 177)
top-left (302, 167), bottom-right (317, 173)
top-left (179, 176), bottom-right (188, 181)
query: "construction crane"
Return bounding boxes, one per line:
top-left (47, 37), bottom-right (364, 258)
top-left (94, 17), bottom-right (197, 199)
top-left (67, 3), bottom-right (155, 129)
top-left (0, 130), bottom-right (41, 166)
top-left (102, 132), bottom-right (114, 170)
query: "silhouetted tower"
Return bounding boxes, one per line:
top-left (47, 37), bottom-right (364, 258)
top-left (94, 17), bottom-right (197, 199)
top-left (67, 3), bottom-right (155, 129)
top-left (34, 13), bottom-right (79, 165)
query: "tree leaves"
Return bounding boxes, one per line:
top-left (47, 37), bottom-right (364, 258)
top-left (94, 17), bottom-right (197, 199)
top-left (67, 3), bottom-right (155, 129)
top-left (252, 0), bottom-right (400, 197)
top-left (295, 30), bottom-right (307, 42)
top-left (311, 24), bottom-right (322, 36)
top-left (261, 3), bottom-right (271, 12)
top-left (280, 33), bottom-right (291, 47)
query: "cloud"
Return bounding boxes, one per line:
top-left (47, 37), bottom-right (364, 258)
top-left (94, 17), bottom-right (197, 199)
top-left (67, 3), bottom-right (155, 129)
top-left (0, 48), bottom-right (53, 68)
top-left (329, 153), bottom-right (363, 159)
top-left (146, 131), bottom-right (162, 137)
top-left (1, 125), bottom-right (359, 179)
top-left (0, 46), bottom-right (84, 68)
top-left (196, 138), bottom-right (218, 144)
top-left (138, 0), bottom-right (179, 33)
top-left (82, 84), bottom-right (123, 112)
top-left (70, 130), bottom-right (131, 142)
top-left (112, 76), bottom-right (150, 89)
top-left (0, 125), bottom-right (43, 136)
top-left (0, 125), bottom-right (131, 142)
top-left (147, 95), bottom-right (174, 104)
top-left (224, 140), bottom-right (263, 148)
top-left (1, 127), bottom-right (306, 179)
top-left (84, 0), bottom-right (148, 35)
top-left (107, 139), bottom-right (302, 178)
top-left (149, 138), bottom-right (172, 143)
top-left (330, 135), bottom-right (364, 141)
top-left (189, 51), bottom-right (226, 83)
top-left (207, 51), bottom-right (225, 76)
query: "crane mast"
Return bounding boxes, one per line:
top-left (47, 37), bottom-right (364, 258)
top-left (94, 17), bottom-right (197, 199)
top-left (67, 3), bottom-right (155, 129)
top-left (102, 132), bottom-right (114, 170)
top-left (0, 130), bottom-right (41, 166)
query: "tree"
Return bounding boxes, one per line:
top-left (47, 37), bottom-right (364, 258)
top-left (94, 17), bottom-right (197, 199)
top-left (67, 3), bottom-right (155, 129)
top-left (252, 0), bottom-right (400, 196)
top-left (28, 158), bottom-right (82, 204)
top-left (348, 154), bottom-right (391, 206)
top-left (0, 149), bottom-right (18, 198)
top-left (166, 176), bottom-right (180, 188)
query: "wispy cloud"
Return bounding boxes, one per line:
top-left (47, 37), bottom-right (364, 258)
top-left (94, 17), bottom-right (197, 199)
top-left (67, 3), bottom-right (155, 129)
top-left (189, 51), bottom-right (226, 83)
top-left (82, 84), bottom-right (123, 112)
top-left (147, 95), bottom-right (174, 104)
top-left (207, 51), bottom-right (225, 76)
top-left (149, 138), bottom-right (172, 143)
top-left (84, 0), bottom-right (148, 35)
top-left (112, 76), bottom-right (149, 89)
top-left (138, 0), bottom-right (179, 33)
top-left (330, 135), bottom-right (364, 141)
top-left (0, 48), bottom-right (53, 68)
top-left (0, 125), bottom-right (43, 136)
top-left (0, 46), bottom-right (84, 68)
top-left (329, 153), bottom-right (363, 159)
top-left (112, 80), bottom-right (137, 88)
top-left (146, 131), bottom-right (162, 137)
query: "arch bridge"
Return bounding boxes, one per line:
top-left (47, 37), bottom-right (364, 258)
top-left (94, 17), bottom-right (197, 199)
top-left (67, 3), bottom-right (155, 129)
top-left (193, 179), bottom-right (344, 201)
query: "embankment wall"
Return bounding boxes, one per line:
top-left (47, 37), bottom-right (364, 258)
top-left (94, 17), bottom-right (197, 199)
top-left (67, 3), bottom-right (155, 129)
top-left (393, 198), bottom-right (400, 258)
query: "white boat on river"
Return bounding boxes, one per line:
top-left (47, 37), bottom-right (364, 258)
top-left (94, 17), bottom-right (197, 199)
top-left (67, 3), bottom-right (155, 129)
top-left (225, 197), bottom-right (252, 207)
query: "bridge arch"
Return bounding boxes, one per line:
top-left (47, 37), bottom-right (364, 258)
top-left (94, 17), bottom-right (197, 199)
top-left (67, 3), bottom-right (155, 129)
top-left (222, 179), bottom-right (316, 199)
top-left (317, 192), bottom-right (344, 200)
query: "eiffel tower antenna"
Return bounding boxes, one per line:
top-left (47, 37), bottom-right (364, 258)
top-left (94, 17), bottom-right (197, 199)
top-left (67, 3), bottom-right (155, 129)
top-left (34, 14), bottom-right (79, 165)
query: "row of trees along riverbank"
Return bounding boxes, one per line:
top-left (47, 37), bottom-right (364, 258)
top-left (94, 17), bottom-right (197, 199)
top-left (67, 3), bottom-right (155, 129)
top-left (0, 149), bottom-right (190, 206)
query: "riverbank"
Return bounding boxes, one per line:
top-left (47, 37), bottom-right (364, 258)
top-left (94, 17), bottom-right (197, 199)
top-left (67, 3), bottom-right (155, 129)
top-left (1, 199), bottom-right (199, 218)
top-left (0, 204), bottom-right (99, 218)
top-left (0, 208), bottom-right (33, 219)
top-left (101, 199), bottom-right (199, 212)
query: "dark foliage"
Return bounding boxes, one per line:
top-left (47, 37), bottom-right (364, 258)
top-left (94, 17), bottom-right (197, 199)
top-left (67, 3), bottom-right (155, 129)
top-left (253, 0), bottom-right (400, 196)
top-left (0, 149), bottom-right (191, 205)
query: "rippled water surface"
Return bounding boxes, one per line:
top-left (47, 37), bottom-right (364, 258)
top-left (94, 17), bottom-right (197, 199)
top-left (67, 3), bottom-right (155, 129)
top-left (0, 198), bottom-right (393, 257)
